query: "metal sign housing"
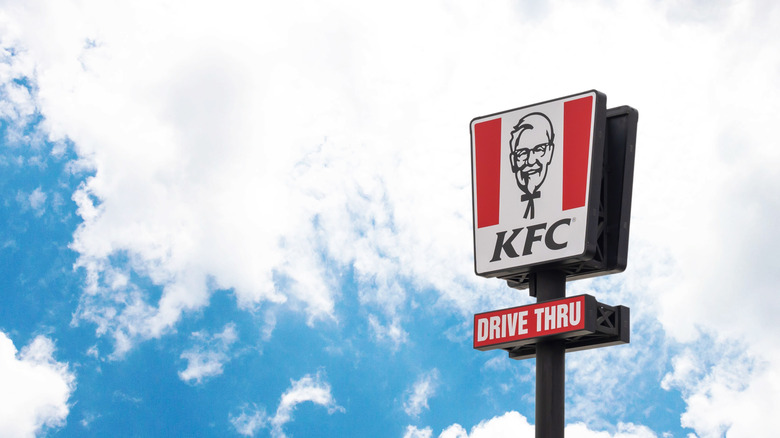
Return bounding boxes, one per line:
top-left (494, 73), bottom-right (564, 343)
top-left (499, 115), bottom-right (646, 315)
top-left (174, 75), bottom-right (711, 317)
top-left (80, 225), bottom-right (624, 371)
top-left (507, 106), bottom-right (639, 290)
top-left (470, 92), bottom-right (639, 289)
top-left (471, 91), bottom-right (607, 280)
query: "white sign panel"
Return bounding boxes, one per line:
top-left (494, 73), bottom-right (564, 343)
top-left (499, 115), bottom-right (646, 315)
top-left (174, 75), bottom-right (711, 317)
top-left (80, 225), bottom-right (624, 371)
top-left (470, 91), bottom-right (606, 277)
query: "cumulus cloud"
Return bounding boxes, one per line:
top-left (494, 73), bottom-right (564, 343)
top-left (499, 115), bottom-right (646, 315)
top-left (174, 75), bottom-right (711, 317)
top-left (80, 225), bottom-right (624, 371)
top-left (659, 342), bottom-right (780, 438)
top-left (27, 187), bottom-right (46, 213)
top-left (0, 0), bottom-right (500, 358)
top-left (230, 405), bottom-right (268, 438)
top-left (13, 187), bottom-right (48, 216)
top-left (565, 422), bottom-right (659, 438)
top-left (368, 313), bottom-right (408, 351)
top-left (0, 46), bottom-right (36, 132)
top-left (439, 412), bottom-right (533, 438)
top-left (178, 323), bottom-right (238, 384)
top-left (404, 425), bottom-right (434, 438)
top-left (230, 371), bottom-right (343, 438)
top-left (436, 411), bottom-right (656, 438)
top-left (0, 332), bottom-right (76, 438)
top-left (403, 368), bottom-right (440, 418)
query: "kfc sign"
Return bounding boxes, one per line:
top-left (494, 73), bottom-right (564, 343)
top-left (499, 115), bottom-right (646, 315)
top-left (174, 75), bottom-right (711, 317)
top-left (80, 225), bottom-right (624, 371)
top-left (473, 295), bottom-right (596, 351)
top-left (470, 91), bottom-right (606, 278)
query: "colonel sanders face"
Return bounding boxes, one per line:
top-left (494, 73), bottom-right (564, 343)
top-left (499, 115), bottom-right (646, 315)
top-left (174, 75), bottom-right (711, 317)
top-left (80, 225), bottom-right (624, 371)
top-left (509, 113), bottom-right (555, 197)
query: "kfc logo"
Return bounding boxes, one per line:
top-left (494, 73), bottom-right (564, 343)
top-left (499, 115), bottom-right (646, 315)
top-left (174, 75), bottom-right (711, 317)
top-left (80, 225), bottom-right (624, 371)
top-left (471, 91), bottom-right (606, 277)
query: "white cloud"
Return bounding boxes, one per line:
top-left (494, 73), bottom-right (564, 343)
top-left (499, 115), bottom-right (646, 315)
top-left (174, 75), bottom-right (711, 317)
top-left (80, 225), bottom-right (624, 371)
top-left (436, 411), bottom-right (656, 438)
top-left (79, 411), bottom-right (100, 429)
top-left (368, 313), bottom-right (408, 351)
top-left (565, 422), bottom-right (659, 438)
top-left (0, 0), bottom-right (503, 358)
top-left (230, 370), bottom-right (343, 438)
top-left (15, 187), bottom-right (47, 216)
top-left (440, 411), bottom-right (533, 438)
top-left (439, 424), bottom-right (468, 438)
top-left (659, 343), bottom-right (780, 438)
top-left (0, 46), bottom-right (36, 133)
top-left (85, 344), bottom-right (99, 359)
top-left (28, 187), bottom-right (47, 215)
top-left (404, 425), bottom-right (433, 438)
top-left (565, 333), bottom-right (663, 424)
top-left (403, 368), bottom-right (440, 418)
top-left (0, 332), bottom-right (76, 438)
top-left (230, 404), bottom-right (269, 438)
top-left (271, 371), bottom-right (344, 436)
top-left (178, 323), bottom-right (238, 384)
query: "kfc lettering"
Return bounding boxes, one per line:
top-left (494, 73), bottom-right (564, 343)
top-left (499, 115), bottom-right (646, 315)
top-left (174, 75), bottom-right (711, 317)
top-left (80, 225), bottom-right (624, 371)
top-left (473, 295), bottom-right (594, 351)
top-left (490, 218), bottom-right (571, 261)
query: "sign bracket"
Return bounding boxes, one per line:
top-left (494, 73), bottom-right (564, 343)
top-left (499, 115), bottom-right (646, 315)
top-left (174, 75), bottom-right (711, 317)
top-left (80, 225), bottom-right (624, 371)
top-left (507, 302), bottom-right (629, 360)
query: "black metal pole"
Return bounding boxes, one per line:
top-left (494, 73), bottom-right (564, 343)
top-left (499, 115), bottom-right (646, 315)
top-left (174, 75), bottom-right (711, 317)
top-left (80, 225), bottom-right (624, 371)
top-left (532, 270), bottom-right (566, 438)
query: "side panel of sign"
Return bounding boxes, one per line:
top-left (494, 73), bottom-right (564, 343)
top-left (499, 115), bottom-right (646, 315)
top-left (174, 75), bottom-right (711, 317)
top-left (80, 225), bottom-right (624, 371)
top-left (471, 91), bottom-right (606, 277)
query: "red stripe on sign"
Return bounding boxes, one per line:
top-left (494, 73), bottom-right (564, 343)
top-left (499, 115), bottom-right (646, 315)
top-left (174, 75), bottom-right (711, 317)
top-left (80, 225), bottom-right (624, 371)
top-left (474, 118), bottom-right (502, 228)
top-left (562, 96), bottom-right (593, 211)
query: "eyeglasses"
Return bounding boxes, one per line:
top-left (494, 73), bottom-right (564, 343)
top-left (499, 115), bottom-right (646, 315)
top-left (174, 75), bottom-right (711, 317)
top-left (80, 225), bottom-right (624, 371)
top-left (510, 143), bottom-right (552, 173)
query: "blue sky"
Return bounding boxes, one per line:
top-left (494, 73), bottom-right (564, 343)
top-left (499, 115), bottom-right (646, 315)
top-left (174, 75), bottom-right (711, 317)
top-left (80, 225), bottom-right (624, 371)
top-left (2, 1), bottom-right (780, 437)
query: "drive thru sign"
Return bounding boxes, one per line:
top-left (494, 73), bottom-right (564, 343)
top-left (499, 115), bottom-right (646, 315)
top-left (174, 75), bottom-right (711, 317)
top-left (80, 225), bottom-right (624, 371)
top-left (474, 295), bottom-right (590, 351)
top-left (470, 91), bottom-right (606, 278)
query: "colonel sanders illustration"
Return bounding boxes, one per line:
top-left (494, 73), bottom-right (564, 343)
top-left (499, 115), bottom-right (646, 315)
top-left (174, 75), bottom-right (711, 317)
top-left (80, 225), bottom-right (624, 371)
top-left (509, 113), bottom-right (555, 220)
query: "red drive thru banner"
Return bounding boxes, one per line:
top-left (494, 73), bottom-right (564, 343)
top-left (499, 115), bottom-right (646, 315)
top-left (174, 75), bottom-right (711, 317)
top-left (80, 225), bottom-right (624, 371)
top-left (474, 295), bottom-right (596, 351)
top-left (471, 91), bottom-right (606, 278)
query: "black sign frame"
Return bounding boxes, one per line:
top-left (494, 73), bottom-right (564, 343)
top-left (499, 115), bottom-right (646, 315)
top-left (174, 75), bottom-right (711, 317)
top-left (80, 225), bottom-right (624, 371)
top-left (504, 105), bottom-right (638, 290)
top-left (470, 91), bottom-right (608, 280)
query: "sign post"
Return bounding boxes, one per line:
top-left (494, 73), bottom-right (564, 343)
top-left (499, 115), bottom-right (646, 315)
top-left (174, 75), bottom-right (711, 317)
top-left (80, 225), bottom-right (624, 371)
top-left (470, 91), bottom-right (638, 436)
top-left (532, 270), bottom-right (566, 438)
